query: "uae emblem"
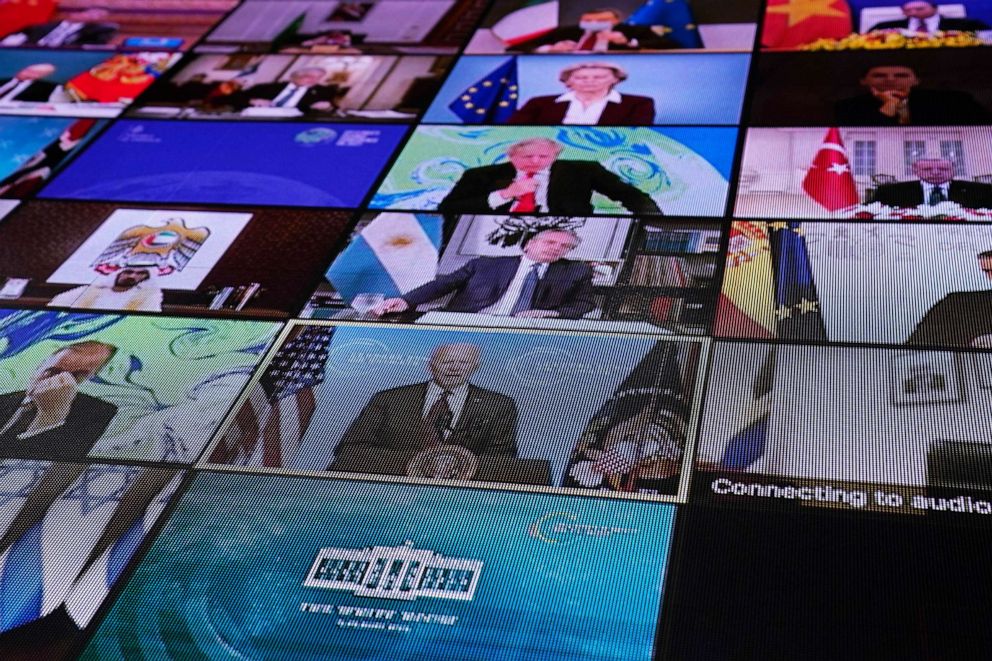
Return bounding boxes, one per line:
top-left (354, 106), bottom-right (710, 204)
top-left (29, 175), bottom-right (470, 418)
top-left (91, 218), bottom-right (210, 276)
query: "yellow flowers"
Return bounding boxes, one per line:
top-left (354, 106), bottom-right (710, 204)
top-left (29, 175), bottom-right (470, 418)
top-left (800, 29), bottom-right (985, 50)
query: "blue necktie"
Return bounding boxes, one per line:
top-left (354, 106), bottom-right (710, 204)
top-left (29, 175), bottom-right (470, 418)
top-left (510, 264), bottom-right (540, 315)
top-left (928, 185), bottom-right (946, 205)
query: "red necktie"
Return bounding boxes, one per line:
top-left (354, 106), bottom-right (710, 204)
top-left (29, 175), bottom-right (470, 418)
top-left (511, 172), bottom-right (536, 213)
top-left (578, 31), bottom-right (597, 50)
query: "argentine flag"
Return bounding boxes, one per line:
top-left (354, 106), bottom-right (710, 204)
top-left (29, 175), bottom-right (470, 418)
top-left (326, 213), bottom-right (443, 303)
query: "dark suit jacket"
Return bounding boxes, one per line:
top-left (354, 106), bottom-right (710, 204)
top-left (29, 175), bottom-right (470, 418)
top-left (402, 255), bottom-right (595, 318)
top-left (12, 20), bottom-right (118, 46)
top-left (871, 179), bottom-right (992, 209)
top-left (834, 88), bottom-right (991, 126)
top-left (868, 16), bottom-right (990, 31)
top-left (509, 93), bottom-right (655, 125)
top-left (907, 290), bottom-right (992, 348)
top-left (0, 390), bottom-right (117, 459)
top-left (513, 24), bottom-right (679, 52)
top-left (0, 78), bottom-right (57, 102)
top-left (233, 81), bottom-right (339, 112)
top-left (438, 161), bottom-right (661, 215)
top-left (328, 382), bottom-right (518, 473)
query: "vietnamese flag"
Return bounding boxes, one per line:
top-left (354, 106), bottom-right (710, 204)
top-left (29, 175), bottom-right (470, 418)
top-left (802, 127), bottom-right (859, 212)
top-left (762, 0), bottom-right (853, 49)
top-left (0, 0), bottom-right (55, 37)
top-left (66, 53), bottom-right (174, 103)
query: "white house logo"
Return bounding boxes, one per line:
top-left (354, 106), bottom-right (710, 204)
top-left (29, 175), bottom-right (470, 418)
top-left (302, 541), bottom-right (482, 602)
top-left (325, 338), bottom-right (424, 376)
top-left (528, 512), bottom-right (639, 544)
top-left (509, 346), bottom-right (619, 386)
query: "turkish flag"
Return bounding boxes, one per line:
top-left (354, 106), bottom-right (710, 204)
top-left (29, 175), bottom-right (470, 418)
top-left (762, 0), bottom-right (853, 49)
top-left (802, 127), bottom-right (859, 212)
top-left (0, 0), bottom-right (55, 36)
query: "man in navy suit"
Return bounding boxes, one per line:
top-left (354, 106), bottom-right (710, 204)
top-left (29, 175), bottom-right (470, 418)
top-left (231, 67), bottom-right (340, 114)
top-left (371, 228), bottom-right (595, 319)
top-left (871, 157), bottom-right (992, 209)
top-left (509, 61), bottom-right (654, 126)
top-left (867, 1), bottom-right (989, 33)
top-left (327, 342), bottom-right (518, 475)
top-left (437, 137), bottom-right (661, 215)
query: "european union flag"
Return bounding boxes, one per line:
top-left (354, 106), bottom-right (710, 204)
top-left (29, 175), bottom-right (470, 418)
top-left (627, 0), bottom-right (703, 48)
top-left (448, 58), bottom-right (519, 124)
top-left (770, 222), bottom-right (827, 340)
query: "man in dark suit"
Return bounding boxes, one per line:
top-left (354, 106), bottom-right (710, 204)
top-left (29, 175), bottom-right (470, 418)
top-left (327, 342), bottom-right (518, 475)
top-left (509, 61), bottom-right (654, 125)
top-left (372, 228), bottom-right (595, 319)
top-left (834, 65), bottom-right (990, 126)
top-left (871, 157), bottom-right (992, 209)
top-left (513, 8), bottom-right (679, 52)
top-left (438, 137), bottom-right (661, 215)
top-left (232, 67), bottom-right (339, 114)
top-left (0, 7), bottom-right (119, 47)
top-left (908, 250), bottom-right (992, 348)
top-left (0, 341), bottom-right (118, 459)
top-left (867, 1), bottom-right (989, 33)
top-left (0, 64), bottom-right (59, 103)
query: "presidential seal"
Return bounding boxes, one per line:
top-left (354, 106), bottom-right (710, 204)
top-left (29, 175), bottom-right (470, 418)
top-left (407, 445), bottom-right (480, 480)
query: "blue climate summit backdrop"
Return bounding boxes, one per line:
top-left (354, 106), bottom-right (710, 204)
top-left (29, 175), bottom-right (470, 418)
top-left (80, 472), bottom-right (676, 661)
top-left (39, 121), bottom-right (408, 208)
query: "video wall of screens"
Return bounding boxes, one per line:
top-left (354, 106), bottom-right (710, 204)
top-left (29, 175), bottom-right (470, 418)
top-left (3, 0), bottom-right (992, 659)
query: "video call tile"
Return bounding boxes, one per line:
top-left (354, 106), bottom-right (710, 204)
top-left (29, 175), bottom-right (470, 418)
top-left (0, 459), bottom-right (183, 661)
top-left (131, 53), bottom-right (452, 123)
top-left (38, 119), bottom-right (408, 208)
top-left (303, 212), bottom-right (722, 336)
top-left (0, 1), bottom-right (239, 51)
top-left (204, 321), bottom-right (708, 501)
top-left (660, 505), bottom-right (992, 660)
top-left (467, 0), bottom-right (761, 54)
top-left (370, 125), bottom-right (736, 217)
top-left (716, 220), bottom-right (992, 349)
top-left (0, 49), bottom-right (180, 118)
top-left (81, 472), bottom-right (676, 661)
top-left (0, 116), bottom-right (104, 199)
top-left (750, 49), bottom-right (992, 127)
top-left (761, 0), bottom-right (992, 50)
top-left (0, 308), bottom-right (281, 463)
top-left (0, 201), bottom-right (353, 319)
top-left (735, 125), bottom-right (992, 220)
top-left (423, 53), bottom-right (750, 126)
top-left (696, 341), bottom-right (992, 496)
top-left (201, 0), bottom-right (488, 54)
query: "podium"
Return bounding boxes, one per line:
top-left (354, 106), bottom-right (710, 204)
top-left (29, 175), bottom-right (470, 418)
top-left (328, 447), bottom-right (552, 486)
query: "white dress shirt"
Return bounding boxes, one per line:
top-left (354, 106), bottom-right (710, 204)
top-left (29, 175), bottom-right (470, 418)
top-left (557, 89), bottom-right (622, 124)
top-left (478, 256), bottom-right (548, 316)
top-left (0, 79), bottom-right (35, 102)
top-left (38, 21), bottom-right (84, 47)
top-left (422, 382), bottom-right (470, 435)
top-left (487, 168), bottom-right (550, 211)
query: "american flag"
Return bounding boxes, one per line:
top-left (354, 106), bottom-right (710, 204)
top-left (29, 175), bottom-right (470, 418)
top-left (211, 325), bottom-right (335, 468)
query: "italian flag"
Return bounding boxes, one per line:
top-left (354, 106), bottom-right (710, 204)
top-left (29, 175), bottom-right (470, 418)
top-left (492, 0), bottom-right (559, 47)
